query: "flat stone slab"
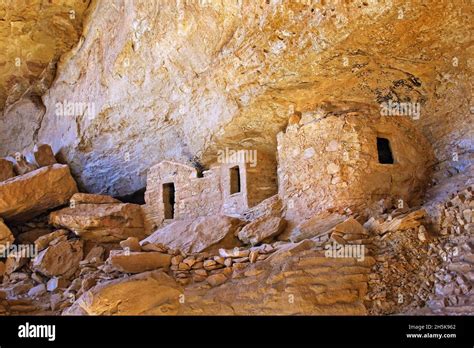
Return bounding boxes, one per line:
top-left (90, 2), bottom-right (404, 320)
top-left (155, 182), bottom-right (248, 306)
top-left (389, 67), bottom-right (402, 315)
top-left (0, 164), bottom-right (78, 222)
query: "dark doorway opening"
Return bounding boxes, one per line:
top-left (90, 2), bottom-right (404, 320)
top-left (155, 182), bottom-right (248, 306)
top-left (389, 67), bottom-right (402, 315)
top-left (230, 166), bottom-right (241, 194)
top-left (163, 183), bottom-right (175, 219)
top-left (377, 137), bottom-right (394, 164)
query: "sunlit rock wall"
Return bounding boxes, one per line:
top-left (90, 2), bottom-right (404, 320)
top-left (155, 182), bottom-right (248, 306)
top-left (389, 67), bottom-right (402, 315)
top-left (0, 0), bottom-right (472, 196)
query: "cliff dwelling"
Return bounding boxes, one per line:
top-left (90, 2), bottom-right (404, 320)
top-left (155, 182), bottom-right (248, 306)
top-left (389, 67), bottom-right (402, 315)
top-left (0, 1), bottom-right (473, 341)
top-left (278, 105), bottom-right (436, 228)
top-left (142, 150), bottom-right (277, 232)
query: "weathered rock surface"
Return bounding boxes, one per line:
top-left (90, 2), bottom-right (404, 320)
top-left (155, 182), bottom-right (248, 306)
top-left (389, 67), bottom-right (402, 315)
top-left (365, 209), bottom-right (426, 234)
top-left (119, 237), bottom-right (141, 252)
top-left (0, 159), bottom-right (15, 182)
top-left (33, 239), bottom-right (83, 278)
top-left (282, 212), bottom-right (347, 243)
top-left (0, 1), bottom-right (468, 197)
top-left (49, 203), bottom-right (145, 242)
top-left (33, 144), bottom-right (57, 167)
top-left (69, 193), bottom-right (122, 205)
top-left (238, 215), bottom-right (286, 245)
top-left (5, 250), bottom-right (29, 275)
top-left (0, 0), bottom-right (92, 111)
top-left (332, 218), bottom-right (368, 236)
top-left (0, 0), bottom-right (471, 319)
top-left (10, 153), bottom-right (37, 175)
top-left (64, 270), bottom-right (182, 315)
top-left (0, 164), bottom-right (78, 222)
top-left (141, 215), bottom-right (243, 254)
top-left (180, 240), bottom-right (375, 315)
top-left (241, 195), bottom-right (283, 222)
top-left (34, 230), bottom-right (69, 252)
top-left (0, 218), bottom-right (13, 247)
top-left (16, 228), bottom-right (53, 245)
top-left (106, 250), bottom-right (171, 274)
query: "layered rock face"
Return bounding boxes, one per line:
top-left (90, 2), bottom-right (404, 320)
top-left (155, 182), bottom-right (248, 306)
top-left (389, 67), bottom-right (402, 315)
top-left (0, 0), bottom-right (471, 196)
top-left (0, 0), bottom-right (91, 124)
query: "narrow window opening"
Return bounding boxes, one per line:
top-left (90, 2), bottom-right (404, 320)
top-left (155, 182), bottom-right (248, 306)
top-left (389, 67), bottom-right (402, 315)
top-left (377, 137), bottom-right (394, 164)
top-left (163, 183), bottom-right (175, 219)
top-left (230, 166), bottom-right (241, 194)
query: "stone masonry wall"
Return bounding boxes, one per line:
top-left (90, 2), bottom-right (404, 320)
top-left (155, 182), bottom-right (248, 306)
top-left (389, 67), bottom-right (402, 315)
top-left (143, 161), bottom-right (222, 232)
top-left (246, 152), bottom-right (278, 208)
top-left (144, 156), bottom-right (277, 232)
top-left (278, 109), bottom-right (435, 228)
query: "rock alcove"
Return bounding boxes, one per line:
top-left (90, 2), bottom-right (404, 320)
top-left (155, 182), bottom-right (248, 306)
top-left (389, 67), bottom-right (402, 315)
top-left (0, 0), bottom-right (472, 316)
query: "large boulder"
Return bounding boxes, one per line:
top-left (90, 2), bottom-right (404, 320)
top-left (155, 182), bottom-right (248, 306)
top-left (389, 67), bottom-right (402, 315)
top-left (238, 216), bottom-right (286, 246)
top-left (141, 215), bottom-right (243, 254)
top-left (106, 250), bottom-right (171, 273)
top-left (0, 218), bottom-right (14, 248)
top-left (32, 239), bottom-right (83, 278)
top-left (49, 203), bottom-right (145, 242)
top-left (64, 270), bottom-right (182, 315)
top-left (0, 164), bottom-right (78, 222)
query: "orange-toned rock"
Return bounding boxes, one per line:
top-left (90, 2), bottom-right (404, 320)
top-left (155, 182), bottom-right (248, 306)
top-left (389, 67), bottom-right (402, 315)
top-left (16, 228), bottom-right (53, 244)
top-left (0, 159), bottom-right (15, 182)
top-left (64, 270), bottom-right (182, 315)
top-left (50, 203), bottom-right (145, 242)
top-left (32, 240), bottom-right (83, 278)
top-left (33, 144), bottom-right (57, 167)
top-left (238, 215), bottom-right (286, 245)
top-left (0, 218), bottom-right (13, 248)
top-left (4, 249), bottom-right (29, 274)
top-left (107, 250), bottom-right (171, 273)
top-left (281, 211), bottom-right (347, 242)
top-left (206, 273), bottom-right (227, 287)
top-left (0, 164), bottom-right (78, 222)
top-left (69, 193), bottom-right (122, 205)
top-left (34, 229), bottom-right (69, 252)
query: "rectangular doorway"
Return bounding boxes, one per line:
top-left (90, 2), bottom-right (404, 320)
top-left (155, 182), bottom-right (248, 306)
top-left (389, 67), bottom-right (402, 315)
top-left (163, 183), bottom-right (175, 219)
top-left (376, 137), bottom-right (394, 164)
top-left (230, 166), bottom-right (241, 194)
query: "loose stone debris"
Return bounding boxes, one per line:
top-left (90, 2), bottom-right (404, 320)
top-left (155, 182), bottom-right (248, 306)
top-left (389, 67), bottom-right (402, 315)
top-left (0, 137), bottom-right (471, 316)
